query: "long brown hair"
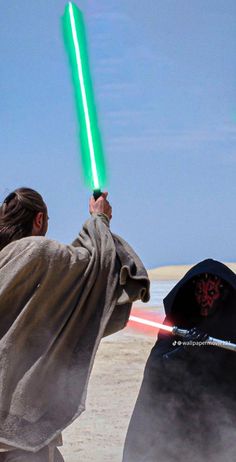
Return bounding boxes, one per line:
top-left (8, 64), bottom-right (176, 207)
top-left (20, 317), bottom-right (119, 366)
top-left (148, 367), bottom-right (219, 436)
top-left (0, 187), bottom-right (47, 251)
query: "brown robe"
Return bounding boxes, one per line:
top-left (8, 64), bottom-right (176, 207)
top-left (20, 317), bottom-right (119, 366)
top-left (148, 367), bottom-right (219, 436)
top-left (0, 213), bottom-right (149, 452)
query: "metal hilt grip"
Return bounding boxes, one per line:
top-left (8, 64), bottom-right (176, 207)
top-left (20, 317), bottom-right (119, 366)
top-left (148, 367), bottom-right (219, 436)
top-left (93, 189), bottom-right (102, 200)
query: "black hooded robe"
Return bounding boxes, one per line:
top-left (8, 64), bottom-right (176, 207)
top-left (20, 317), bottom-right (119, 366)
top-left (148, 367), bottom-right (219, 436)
top-left (123, 259), bottom-right (236, 462)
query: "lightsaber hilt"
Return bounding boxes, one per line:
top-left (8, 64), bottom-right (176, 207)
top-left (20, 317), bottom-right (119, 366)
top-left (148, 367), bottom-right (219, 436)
top-left (172, 326), bottom-right (236, 352)
top-left (172, 327), bottom-right (189, 337)
top-left (93, 189), bottom-right (102, 200)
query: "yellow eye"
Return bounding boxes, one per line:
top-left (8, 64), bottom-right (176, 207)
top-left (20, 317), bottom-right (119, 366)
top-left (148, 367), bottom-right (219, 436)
top-left (208, 290), bottom-right (215, 296)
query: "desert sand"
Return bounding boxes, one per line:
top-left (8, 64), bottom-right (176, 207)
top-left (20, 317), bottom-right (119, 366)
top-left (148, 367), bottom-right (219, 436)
top-left (60, 328), bottom-right (155, 462)
top-left (148, 262), bottom-right (236, 280)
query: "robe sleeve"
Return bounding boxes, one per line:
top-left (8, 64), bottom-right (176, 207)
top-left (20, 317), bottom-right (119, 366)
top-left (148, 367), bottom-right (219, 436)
top-left (72, 213), bottom-right (150, 337)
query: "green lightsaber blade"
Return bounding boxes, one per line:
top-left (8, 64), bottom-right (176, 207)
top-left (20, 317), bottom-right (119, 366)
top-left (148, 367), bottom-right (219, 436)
top-left (62, 2), bottom-right (107, 193)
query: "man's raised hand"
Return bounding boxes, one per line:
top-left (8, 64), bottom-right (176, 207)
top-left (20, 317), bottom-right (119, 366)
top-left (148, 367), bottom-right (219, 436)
top-left (89, 192), bottom-right (112, 221)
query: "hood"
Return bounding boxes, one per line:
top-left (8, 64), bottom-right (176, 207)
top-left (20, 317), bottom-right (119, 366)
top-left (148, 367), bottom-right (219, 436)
top-left (163, 259), bottom-right (236, 336)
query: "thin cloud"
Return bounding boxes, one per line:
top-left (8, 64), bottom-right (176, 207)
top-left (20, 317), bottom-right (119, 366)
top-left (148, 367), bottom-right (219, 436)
top-left (90, 12), bottom-right (130, 22)
top-left (96, 57), bottom-right (124, 67)
top-left (106, 127), bottom-right (233, 154)
top-left (97, 82), bottom-right (137, 99)
top-left (106, 109), bottom-right (153, 119)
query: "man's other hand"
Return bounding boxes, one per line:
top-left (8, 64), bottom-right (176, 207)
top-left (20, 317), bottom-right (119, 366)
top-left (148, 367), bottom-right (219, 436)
top-left (89, 192), bottom-right (112, 221)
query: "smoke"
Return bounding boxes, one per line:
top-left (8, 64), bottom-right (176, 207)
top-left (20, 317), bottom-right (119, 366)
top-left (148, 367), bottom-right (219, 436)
top-left (123, 343), bottom-right (236, 462)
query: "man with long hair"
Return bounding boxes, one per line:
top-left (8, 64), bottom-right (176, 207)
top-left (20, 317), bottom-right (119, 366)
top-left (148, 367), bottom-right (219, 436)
top-left (0, 188), bottom-right (49, 249)
top-left (0, 187), bottom-right (149, 462)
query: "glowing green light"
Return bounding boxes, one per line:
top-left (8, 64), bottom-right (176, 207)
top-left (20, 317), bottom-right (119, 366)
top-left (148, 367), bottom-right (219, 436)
top-left (62, 2), bottom-right (106, 191)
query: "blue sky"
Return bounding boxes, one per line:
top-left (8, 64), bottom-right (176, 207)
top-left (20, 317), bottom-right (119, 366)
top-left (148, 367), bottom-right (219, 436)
top-left (1, 0), bottom-right (236, 268)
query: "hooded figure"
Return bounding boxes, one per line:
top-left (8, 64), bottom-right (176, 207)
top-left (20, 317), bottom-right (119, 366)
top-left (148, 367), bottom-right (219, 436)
top-left (123, 259), bottom-right (236, 462)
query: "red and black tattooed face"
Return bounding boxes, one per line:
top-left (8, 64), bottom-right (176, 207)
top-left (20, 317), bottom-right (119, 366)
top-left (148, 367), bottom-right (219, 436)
top-left (194, 275), bottom-right (222, 316)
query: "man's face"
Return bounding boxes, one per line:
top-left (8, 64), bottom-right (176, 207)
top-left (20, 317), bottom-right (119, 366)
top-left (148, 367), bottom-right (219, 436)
top-left (194, 275), bottom-right (222, 316)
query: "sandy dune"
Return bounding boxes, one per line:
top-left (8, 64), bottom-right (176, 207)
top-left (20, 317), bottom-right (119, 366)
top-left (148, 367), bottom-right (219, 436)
top-left (148, 262), bottom-right (236, 280)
